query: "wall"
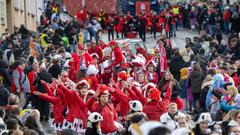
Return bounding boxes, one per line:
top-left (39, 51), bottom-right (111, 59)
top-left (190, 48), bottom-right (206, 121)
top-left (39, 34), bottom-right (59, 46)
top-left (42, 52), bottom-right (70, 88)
top-left (13, 0), bottom-right (37, 32)
top-left (0, 0), bottom-right (7, 33)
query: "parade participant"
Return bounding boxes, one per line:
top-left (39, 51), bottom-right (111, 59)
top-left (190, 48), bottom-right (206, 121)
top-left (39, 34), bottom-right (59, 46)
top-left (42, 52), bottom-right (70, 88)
top-left (58, 81), bottom-right (88, 134)
top-left (109, 40), bottom-right (125, 75)
top-left (89, 85), bottom-right (118, 134)
top-left (143, 81), bottom-right (173, 120)
top-left (145, 60), bottom-right (158, 84)
top-left (33, 80), bottom-right (65, 134)
top-left (151, 12), bottom-right (158, 39)
top-left (68, 45), bottom-right (94, 82)
top-left (87, 41), bottom-right (103, 61)
top-left (59, 71), bottom-right (75, 90)
top-left (85, 112), bottom-right (103, 135)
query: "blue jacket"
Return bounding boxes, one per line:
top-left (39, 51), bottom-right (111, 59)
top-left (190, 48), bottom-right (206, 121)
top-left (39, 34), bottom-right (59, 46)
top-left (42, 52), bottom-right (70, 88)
top-left (220, 100), bottom-right (240, 112)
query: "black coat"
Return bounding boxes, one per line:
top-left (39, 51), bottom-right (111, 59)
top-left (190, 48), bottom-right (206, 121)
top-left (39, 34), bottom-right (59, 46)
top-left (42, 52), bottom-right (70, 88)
top-left (48, 64), bottom-right (61, 79)
top-left (34, 70), bottom-right (52, 93)
top-left (0, 61), bottom-right (11, 90)
top-left (0, 85), bottom-right (10, 106)
top-left (169, 56), bottom-right (185, 81)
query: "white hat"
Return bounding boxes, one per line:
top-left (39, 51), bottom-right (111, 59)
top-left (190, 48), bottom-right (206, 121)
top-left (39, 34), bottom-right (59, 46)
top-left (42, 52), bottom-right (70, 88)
top-left (88, 112), bottom-right (103, 123)
top-left (53, 54), bottom-right (62, 61)
top-left (65, 52), bottom-right (72, 59)
top-left (87, 65), bottom-right (99, 75)
top-left (102, 60), bottom-right (110, 69)
top-left (140, 121), bottom-right (167, 135)
top-left (129, 100), bottom-right (143, 112)
top-left (171, 128), bottom-right (191, 135)
top-left (196, 113), bottom-right (213, 124)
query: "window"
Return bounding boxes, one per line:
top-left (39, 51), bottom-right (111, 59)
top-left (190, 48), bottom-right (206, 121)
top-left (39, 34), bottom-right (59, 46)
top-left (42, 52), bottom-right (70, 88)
top-left (0, 1), bottom-right (5, 24)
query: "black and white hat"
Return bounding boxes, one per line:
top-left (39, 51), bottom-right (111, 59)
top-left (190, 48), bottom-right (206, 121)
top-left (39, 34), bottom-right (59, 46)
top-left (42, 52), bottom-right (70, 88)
top-left (88, 112), bottom-right (103, 123)
top-left (129, 100), bottom-right (143, 112)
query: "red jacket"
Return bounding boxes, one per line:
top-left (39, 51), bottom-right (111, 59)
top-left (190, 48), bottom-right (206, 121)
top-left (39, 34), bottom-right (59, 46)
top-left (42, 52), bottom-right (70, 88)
top-left (58, 84), bottom-right (88, 128)
top-left (69, 52), bottom-right (94, 82)
top-left (232, 73), bottom-right (240, 88)
top-left (111, 46), bottom-right (124, 67)
top-left (136, 47), bottom-right (148, 60)
top-left (223, 10), bottom-right (231, 22)
top-left (143, 87), bottom-right (172, 121)
top-left (109, 87), bottom-right (132, 118)
top-left (84, 75), bottom-right (98, 91)
top-left (88, 45), bottom-right (103, 61)
top-left (90, 102), bottom-right (117, 134)
top-left (38, 82), bottom-right (65, 123)
top-left (27, 71), bottom-right (37, 93)
top-left (145, 72), bottom-right (159, 84)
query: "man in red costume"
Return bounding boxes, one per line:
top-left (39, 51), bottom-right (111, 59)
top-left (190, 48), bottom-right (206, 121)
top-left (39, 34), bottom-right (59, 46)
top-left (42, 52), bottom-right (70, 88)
top-left (109, 40), bottom-right (125, 74)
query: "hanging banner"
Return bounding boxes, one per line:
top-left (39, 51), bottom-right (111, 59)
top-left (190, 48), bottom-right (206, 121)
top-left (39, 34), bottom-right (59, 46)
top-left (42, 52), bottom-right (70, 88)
top-left (136, 1), bottom-right (150, 16)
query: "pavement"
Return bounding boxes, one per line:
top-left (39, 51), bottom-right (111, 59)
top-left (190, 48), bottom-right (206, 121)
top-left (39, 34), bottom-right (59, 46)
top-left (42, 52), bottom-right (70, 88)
top-left (101, 28), bottom-right (199, 50)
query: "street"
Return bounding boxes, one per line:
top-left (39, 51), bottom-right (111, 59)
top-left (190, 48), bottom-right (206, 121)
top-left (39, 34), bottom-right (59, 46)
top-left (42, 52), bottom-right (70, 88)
top-left (101, 29), bottom-right (198, 50)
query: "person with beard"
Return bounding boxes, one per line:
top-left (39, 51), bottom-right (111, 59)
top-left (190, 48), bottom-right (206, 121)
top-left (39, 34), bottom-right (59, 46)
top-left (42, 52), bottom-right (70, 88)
top-left (33, 61), bottom-right (52, 121)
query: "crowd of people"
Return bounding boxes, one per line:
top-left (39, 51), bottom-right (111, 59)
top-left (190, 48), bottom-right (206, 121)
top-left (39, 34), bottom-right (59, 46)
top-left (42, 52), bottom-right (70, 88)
top-left (1, 0), bottom-right (240, 135)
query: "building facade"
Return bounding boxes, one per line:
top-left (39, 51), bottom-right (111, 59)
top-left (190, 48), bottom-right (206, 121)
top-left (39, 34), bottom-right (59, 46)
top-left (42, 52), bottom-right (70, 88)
top-left (0, 0), bottom-right (44, 34)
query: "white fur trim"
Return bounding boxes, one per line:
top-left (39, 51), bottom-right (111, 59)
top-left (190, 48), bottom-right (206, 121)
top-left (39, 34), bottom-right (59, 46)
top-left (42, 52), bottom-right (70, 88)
top-left (77, 80), bottom-right (90, 89)
top-left (87, 65), bottom-right (99, 75)
top-left (91, 53), bottom-right (99, 59)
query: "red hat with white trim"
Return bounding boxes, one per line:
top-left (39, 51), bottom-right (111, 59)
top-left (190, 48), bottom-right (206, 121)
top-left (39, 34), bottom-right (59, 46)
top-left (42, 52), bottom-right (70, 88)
top-left (76, 80), bottom-right (90, 89)
top-left (118, 71), bottom-right (128, 81)
top-left (91, 53), bottom-right (99, 59)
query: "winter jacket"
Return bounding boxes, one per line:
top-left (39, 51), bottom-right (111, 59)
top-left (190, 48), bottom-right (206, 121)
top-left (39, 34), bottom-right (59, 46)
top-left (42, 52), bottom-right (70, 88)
top-left (220, 100), bottom-right (240, 112)
top-left (33, 70), bottom-right (52, 93)
top-left (68, 52), bottom-right (94, 82)
top-left (189, 70), bottom-right (204, 94)
top-left (28, 70), bottom-right (38, 93)
top-left (230, 43), bottom-right (240, 62)
top-left (0, 60), bottom-right (11, 90)
top-left (160, 111), bottom-right (185, 130)
top-left (0, 85), bottom-right (10, 106)
top-left (200, 80), bottom-right (214, 111)
top-left (90, 102), bottom-right (117, 134)
top-left (88, 45), bottom-right (103, 61)
top-left (11, 68), bottom-right (30, 93)
top-left (110, 87), bottom-right (132, 118)
top-left (169, 56), bottom-right (185, 81)
top-left (111, 46), bottom-right (124, 67)
top-left (143, 87), bottom-right (172, 120)
top-left (48, 64), bottom-right (61, 79)
top-left (58, 84), bottom-right (88, 128)
top-left (231, 73), bottom-right (240, 88)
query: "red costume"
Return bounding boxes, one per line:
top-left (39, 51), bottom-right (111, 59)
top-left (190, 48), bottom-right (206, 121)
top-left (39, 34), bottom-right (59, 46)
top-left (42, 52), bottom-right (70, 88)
top-left (88, 45), bottom-right (103, 61)
top-left (68, 52), bottom-right (94, 82)
top-left (143, 87), bottom-right (172, 121)
top-left (28, 70), bottom-right (38, 93)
